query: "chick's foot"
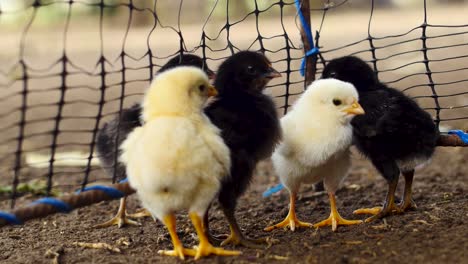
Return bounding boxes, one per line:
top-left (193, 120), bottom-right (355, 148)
top-left (264, 192), bottom-right (312, 232)
top-left (219, 229), bottom-right (267, 249)
top-left (314, 193), bottom-right (362, 231)
top-left (354, 177), bottom-right (403, 222)
top-left (264, 213), bottom-right (313, 232)
top-left (313, 215), bottom-right (362, 231)
top-left (159, 214), bottom-right (196, 260)
top-left (190, 212), bottom-right (241, 260)
top-left (353, 202), bottom-right (401, 223)
top-left (194, 241), bottom-right (241, 260)
top-left (353, 206), bottom-right (382, 215)
top-left (398, 198), bottom-right (417, 212)
top-left (157, 248), bottom-right (196, 260)
top-left (127, 208), bottom-right (153, 219)
top-left (94, 198), bottom-right (141, 228)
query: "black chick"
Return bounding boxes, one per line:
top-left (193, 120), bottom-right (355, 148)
top-left (95, 54), bottom-right (214, 228)
top-left (321, 56), bottom-right (439, 222)
top-left (204, 51), bottom-right (282, 248)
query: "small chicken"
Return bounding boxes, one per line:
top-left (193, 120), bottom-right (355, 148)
top-left (264, 79), bottom-right (365, 232)
top-left (120, 67), bottom-right (240, 260)
top-left (95, 54), bottom-right (214, 228)
top-left (321, 56), bottom-right (439, 222)
top-left (204, 51), bottom-right (282, 248)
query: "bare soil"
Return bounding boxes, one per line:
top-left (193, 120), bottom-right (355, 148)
top-left (1, 147), bottom-right (467, 264)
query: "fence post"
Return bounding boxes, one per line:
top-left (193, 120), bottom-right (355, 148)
top-left (298, 0), bottom-right (317, 86)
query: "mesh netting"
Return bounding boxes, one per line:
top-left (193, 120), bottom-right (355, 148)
top-left (1, 0), bottom-right (467, 210)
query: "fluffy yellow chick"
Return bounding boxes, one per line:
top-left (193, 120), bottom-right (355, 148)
top-left (264, 79), bottom-right (365, 232)
top-left (120, 67), bottom-right (241, 260)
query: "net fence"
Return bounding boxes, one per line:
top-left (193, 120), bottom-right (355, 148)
top-left (1, 0), bottom-right (467, 210)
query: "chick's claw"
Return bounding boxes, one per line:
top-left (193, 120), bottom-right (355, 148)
top-left (354, 203), bottom-right (402, 223)
top-left (265, 192), bottom-right (313, 232)
top-left (314, 193), bottom-right (363, 231)
top-left (127, 208), bottom-right (152, 219)
top-left (94, 214), bottom-right (140, 228)
top-left (190, 213), bottom-right (242, 259)
top-left (94, 198), bottom-right (141, 228)
top-left (264, 214), bottom-right (313, 232)
top-left (398, 198), bottom-right (417, 212)
top-left (353, 206), bottom-right (382, 216)
top-left (220, 232), bottom-right (267, 249)
top-left (157, 247), bottom-right (197, 260)
top-left (194, 242), bottom-right (241, 260)
top-left (313, 215), bottom-right (362, 232)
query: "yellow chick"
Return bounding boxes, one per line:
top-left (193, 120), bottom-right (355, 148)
top-left (120, 67), bottom-right (241, 260)
top-left (264, 79), bottom-right (365, 232)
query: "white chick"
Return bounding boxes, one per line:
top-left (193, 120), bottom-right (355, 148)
top-left (264, 79), bottom-right (365, 232)
top-left (120, 67), bottom-right (241, 260)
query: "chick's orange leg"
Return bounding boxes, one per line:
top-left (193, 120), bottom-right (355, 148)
top-left (353, 177), bottom-right (401, 222)
top-left (313, 192), bottom-right (363, 231)
top-left (94, 197), bottom-right (141, 228)
top-left (264, 192), bottom-right (313, 232)
top-left (158, 214), bottom-right (196, 260)
top-left (189, 212), bottom-right (241, 260)
top-left (399, 170), bottom-right (417, 211)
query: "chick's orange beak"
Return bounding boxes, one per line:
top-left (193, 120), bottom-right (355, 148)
top-left (207, 85), bottom-right (218, 97)
top-left (344, 101), bottom-right (365, 115)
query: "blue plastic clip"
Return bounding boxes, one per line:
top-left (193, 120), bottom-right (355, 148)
top-left (263, 183), bottom-right (285, 198)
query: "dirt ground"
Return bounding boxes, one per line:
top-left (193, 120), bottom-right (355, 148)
top-left (1, 146), bottom-right (467, 264)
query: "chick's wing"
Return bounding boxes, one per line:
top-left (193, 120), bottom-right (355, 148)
top-left (122, 118), bottom-right (219, 194)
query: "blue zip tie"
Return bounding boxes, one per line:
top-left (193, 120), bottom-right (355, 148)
top-left (295, 0), bottom-right (320, 77)
top-left (76, 185), bottom-right (125, 199)
top-left (263, 183), bottom-right (285, 198)
top-left (448, 129), bottom-right (468, 143)
top-left (31, 198), bottom-right (72, 213)
top-left (0, 211), bottom-right (23, 225)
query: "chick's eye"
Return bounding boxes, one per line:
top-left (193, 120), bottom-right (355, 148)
top-left (198, 85), bottom-right (205, 92)
top-left (333, 99), bottom-right (342, 106)
top-left (329, 71), bottom-right (337, 78)
top-left (246, 66), bottom-right (256, 75)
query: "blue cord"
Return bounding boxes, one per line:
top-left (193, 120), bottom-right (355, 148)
top-left (263, 183), bottom-right (285, 198)
top-left (295, 0), bottom-right (320, 77)
top-left (76, 185), bottom-right (125, 199)
top-left (1, 184), bottom-right (126, 227)
top-left (0, 211), bottom-right (23, 225)
top-left (31, 197), bottom-right (72, 213)
top-left (448, 130), bottom-right (468, 143)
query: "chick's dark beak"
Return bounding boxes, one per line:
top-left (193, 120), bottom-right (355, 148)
top-left (262, 67), bottom-right (282, 79)
top-left (344, 101), bottom-right (365, 115)
top-left (207, 85), bottom-right (218, 97)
